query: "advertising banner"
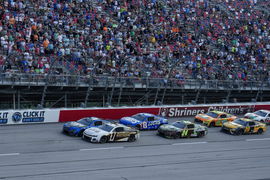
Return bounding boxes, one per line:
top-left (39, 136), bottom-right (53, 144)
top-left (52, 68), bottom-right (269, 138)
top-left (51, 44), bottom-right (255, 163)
top-left (1, 102), bottom-right (270, 124)
top-left (59, 107), bottom-right (160, 122)
top-left (0, 109), bottom-right (60, 125)
top-left (158, 105), bottom-right (257, 118)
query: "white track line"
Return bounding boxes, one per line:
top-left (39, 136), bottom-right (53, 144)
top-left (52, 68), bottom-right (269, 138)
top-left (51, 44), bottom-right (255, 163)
top-left (246, 138), bottom-right (270, 142)
top-left (0, 153), bottom-right (20, 157)
top-left (79, 147), bottom-right (124, 151)
top-left (172, 142), bottom-right (208, 146)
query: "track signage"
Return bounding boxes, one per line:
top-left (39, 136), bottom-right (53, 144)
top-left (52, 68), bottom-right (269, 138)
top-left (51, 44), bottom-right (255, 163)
top-left (0, 110), bottom-right (60, 125)
top-left (159, 105), bottom-right (256, 118)
top-left (0, 112), bottom-right (8, 124)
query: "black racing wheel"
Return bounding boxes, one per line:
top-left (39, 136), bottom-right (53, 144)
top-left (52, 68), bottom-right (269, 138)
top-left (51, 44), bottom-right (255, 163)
top-left (128, 135), bottom-right (136, 142)
top-left (209, 122), bottom-right (215, 127)
top-left (100, 136), bottom-right (108, 143)
top-left (257, 128), bottom-right (263, 134)
top-left (235, 129), bottom-right (244, 136)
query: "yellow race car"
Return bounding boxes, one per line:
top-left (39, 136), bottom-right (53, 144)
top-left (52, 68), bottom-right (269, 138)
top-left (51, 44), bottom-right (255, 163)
top-left (195, 111), bottom-right (237, 127)
top-left (221, 118), bottom-right (267, 135)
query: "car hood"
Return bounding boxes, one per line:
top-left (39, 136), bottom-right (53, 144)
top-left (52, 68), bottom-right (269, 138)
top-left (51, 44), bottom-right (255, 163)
top-left (84, 127), bottom-right (107, 135)
top-left (224, 122), bottom-right (243, 129)
top-left (65, 122), bottom-right (86, 128)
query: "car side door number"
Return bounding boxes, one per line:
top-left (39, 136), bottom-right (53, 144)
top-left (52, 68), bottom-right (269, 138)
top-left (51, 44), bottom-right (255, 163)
top-left (142, 122), bottom-right (147, 129)
top-left (110, 132), bottom-right (117, 141)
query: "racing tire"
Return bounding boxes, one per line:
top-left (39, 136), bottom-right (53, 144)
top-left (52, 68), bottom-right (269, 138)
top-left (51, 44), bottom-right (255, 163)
top-left (234, 129), bottom-right (244, 136)
top-left (194, 119), bottom-right (200, 123)
top-left (135, 124), bottom-right (141, 130)
top-left (157, 131), bottom-right (162, 136)
top-left (209, 122), bottom-right (215, 128)
top-left (62, 129), bottom-right (68, 135)
top-left (128, 135), bottom-right (136, 142)
top-left (175, 132), bottom-right (181, 139)
top-left (257, 128), bottom-right (263, 135)
top-left (220, 127), bottom-right (225, 132)
top-left (77, 130), bottom-right (84, 137)
top-left (99, 136), bottom-right (108, 144)
top-left (68, 131), bottom-right (75, 136)
top-left (197, 131), bottom-right (204, 138)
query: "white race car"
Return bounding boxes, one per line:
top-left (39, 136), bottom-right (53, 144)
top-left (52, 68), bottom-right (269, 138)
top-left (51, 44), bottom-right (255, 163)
top-left (82, 123), bottom-right (140, 143)
top-left (244, 110), bottom-right (270, 124)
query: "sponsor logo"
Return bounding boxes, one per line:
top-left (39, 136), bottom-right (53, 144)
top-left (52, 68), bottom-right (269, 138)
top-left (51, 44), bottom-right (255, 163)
top-left (159, 107), bottom-right (205, 117)
top-left (21, 111), bottom-right (45, 122)
top-left (11, 111), bottom-right (45, 123)
top-left (207, 106), bottom-right (248, 114)
top-left (12, 112), bottom-right (22, 122)
top-left (148, 121), bottom-right (160, 126)
top-left (159, 108), bottom-right (168, 117)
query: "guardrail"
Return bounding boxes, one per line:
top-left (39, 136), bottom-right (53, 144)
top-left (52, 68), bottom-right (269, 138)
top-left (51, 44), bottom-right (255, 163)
top-left (0, 73), bottom-right (269, 91)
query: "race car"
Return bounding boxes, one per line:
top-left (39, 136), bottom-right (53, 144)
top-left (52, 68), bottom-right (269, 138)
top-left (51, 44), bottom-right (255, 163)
top-left (82, 123), bottom-right (140, 143)
top-left (119, 113), bottom-right (168, 130)
top-left (157, 120), bottom-right (208, 138)
top-left (62, 117), bottom-right (107, 136)
top-left (244, 110), bottom-right (270, 124)
top-left (194, 110), bottom-right (237, 127)
top-left (221, 118), bottom-right (267, 135)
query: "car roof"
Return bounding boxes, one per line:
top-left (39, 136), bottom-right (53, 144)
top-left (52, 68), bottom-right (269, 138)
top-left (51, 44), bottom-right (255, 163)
top-left (83, 117), bottom-right (101, 120)
top-left (237, 118), bottom-right (254, 122)
top-left (256, 110), bottom-right (270, 113)
top-left (106, 122), bottom-right (126, 128)
top-left (137, 113), bottom-right (155, 117)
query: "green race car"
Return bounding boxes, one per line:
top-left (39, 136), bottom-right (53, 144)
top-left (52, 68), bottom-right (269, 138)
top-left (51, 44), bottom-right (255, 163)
top-left (157, 120), bottom-right (208, 138)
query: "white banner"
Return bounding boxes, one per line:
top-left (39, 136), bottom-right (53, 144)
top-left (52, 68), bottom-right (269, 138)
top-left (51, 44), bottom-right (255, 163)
top-left (0, 109), bottom-right (60, 125)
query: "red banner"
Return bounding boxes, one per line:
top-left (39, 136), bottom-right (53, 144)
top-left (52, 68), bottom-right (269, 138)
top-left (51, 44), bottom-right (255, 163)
top-left (59, 108), bottom-right (159, 122)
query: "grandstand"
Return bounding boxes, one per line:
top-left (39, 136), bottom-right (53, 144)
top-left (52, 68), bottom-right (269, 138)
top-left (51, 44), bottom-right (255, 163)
top-left (0, 0), bottom-right (270, 109)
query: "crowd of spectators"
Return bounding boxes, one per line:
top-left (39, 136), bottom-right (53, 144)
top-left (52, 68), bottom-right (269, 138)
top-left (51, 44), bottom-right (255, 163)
top-left (0, 0), bottom-right (270, 84)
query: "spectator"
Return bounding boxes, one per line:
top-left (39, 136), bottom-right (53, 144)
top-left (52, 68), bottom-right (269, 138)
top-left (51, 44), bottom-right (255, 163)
top-left (0, 0), bottom-right (269, 85)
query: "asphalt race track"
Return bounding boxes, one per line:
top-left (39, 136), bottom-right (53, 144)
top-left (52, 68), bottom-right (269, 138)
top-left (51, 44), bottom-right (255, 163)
top-left (0, 118), bottom-right (270, 180)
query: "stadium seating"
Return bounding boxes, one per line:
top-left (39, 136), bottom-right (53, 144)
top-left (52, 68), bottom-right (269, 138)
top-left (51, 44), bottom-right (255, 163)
top-left (0, 0), bottom-right (270, 84)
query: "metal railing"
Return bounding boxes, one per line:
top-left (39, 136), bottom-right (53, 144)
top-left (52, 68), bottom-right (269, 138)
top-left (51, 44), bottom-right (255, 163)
top-left (0, 73), bottom-right (269, 91)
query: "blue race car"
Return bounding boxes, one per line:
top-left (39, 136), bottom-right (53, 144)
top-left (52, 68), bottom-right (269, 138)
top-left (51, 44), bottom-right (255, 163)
top-left (62, 117), bottom-right (107, 136)
top-left (119, 113), bottom-right (168, 130)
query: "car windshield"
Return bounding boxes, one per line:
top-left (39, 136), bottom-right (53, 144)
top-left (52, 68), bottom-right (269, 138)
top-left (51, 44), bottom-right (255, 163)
top-left (206, 112), bottom-right (219, 118)
top-left (77, 118), bottom-right (93, 125)
top-left (132, 114), bottom-right (146, 121)
top-left (99, 124), bottom-right (114, 132)
top-left (254, 110), bottom-right (267, 117)
top-left (234, 119), bottom-right (247, 126)
top-left (172, 122), bottom-right (186, 129)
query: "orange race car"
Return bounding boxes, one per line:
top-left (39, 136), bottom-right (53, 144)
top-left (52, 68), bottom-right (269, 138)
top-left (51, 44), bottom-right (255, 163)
top-left (194, 111), bottom-right (237, 127)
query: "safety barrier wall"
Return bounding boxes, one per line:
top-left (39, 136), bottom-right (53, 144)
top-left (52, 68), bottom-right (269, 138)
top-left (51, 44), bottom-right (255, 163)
top-left (58, 102), bottom-right (270, 122)
top-left (1, 102), bottom-right (270, 125)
